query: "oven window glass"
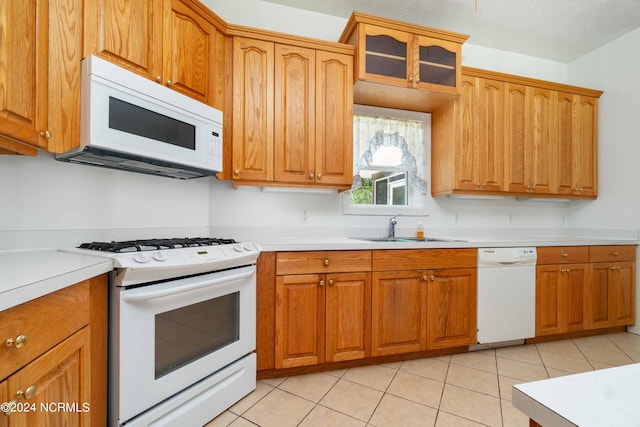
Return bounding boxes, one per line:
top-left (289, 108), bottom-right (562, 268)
top-left (108, 97), bottom-right (196, 150)
top-left (155, 292), bottom-right (239, 379)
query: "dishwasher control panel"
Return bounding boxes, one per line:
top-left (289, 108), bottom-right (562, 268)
top-left (477, 247), bottom-right (537, 266)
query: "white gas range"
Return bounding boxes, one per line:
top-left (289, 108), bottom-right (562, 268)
top-left (70, 237), bottom-right (260, 426)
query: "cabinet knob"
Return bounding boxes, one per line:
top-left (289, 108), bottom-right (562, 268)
top-left (561, 252), bottom-right (569, 258)
top-left (409, 76), bottom-right (414, 82)
top-left (317, 173), bottom-right (322, 180)
top-left (309, 173), bottom-right (314, 180)
top-left (234, 169), bottom-right (240, 175)
top-left (319, 279), bottom-right (325, 287)
top-left (430, 275), bottom-right (436, 281)
top-left (6, 334), bottom-right (27, 349)
top-left (323, 259), bottom-right (330, 266)
top-left (166, 80), bottom-right (172, 86)
top-left (560, 268), bottom-right (571, 273)
top-left (610, 266), bottom-right (621, 271)
top-left (16, 385), bottom-right (37, 400)
top-left (156, 76), bottom-right (162, 82)
top-left (328, 279), bottom-right (334, 285)
top-left (421, 275), bottom-right (428, 281)
top-left (416, 78), bottom-right (420, 83)
top-left (39, 130), bottom-right (51, 139)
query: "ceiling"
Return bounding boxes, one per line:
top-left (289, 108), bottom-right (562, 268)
top-left (260, 0), bottom-right (640, 62)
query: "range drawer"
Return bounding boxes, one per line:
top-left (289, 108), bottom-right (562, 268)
top-left (276, 250), bottom-right (372, 275)
top-left (537, 246), bottom-right (590, 265)
top-left (589, 245), bottom-right (636, 263)
top-left (0, 281), bottom-right (89, 380)
top-left (372, 249), bottom-right (477, 271)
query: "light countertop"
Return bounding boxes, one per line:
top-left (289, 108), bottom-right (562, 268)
top-left (513, 363), bottom-right (640, 427)
top-left (0, 249), bottom-right (113, 312)
top-left (250, 235), bottom-right (640, 252)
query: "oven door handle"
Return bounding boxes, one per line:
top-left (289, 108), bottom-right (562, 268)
top-left (121, 269), bottom-right (254, 302)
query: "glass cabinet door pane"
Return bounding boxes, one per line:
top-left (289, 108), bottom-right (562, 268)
top-left (418, 45), bottom-right (456, 87)
top-left (365, 34), bottom-right (407, 79)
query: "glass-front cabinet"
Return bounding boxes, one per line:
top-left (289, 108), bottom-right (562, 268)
top-left (340, 13), bottom-right (468, 112)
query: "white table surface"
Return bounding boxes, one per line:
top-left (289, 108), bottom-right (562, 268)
top-left (513, 363), bottom-right (640, 427)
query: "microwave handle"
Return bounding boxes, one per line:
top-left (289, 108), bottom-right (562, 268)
top-left (121, 269), bottom-right (254, 302)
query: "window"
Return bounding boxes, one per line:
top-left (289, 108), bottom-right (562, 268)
top-left (343, 105), bottom-right (429, 215)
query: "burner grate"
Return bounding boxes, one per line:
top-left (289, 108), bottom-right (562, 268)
top-left (78, 237), bottom-right (237, 253)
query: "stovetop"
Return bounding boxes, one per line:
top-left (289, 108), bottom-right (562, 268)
top-left (78, 237), bottom-right (238, 253)
top-left (68, 237), bottom-right (261, 287)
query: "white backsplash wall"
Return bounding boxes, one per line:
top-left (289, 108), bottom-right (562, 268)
top-left (0, 152), bottom-right (211, 249)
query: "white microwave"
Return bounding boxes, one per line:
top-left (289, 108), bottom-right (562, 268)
top-left (56, 55), bottom-right (223, 179)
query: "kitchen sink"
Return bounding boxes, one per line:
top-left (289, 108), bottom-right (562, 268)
top-left (350, 237), bottom-right (466, 243)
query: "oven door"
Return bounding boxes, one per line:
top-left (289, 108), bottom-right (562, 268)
top-left (111, 265), bottom-right (256, 425)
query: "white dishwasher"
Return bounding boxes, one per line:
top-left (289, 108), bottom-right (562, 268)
top-left (476, 247), bottom-right (537, 346)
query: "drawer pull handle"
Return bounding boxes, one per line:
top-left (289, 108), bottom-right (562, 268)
top-left (611, 251), bottom-right (620, 256)
top-left (561, 252), bottom-right (569, 258)
top-left (323, 259), bottom-right (330, 266)
top-left (6, 334), bottom-right (27, 349)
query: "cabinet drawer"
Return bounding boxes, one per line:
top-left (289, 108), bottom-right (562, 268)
top-left (276, 251), bottom-right (372, 275)
top-left (537, 246), bottom-right (590, 264)
top-left (372, 249), bottom-right (477, 271)
top-left (0, 281), bottom-right (90, 380)
top-left (589, 245), bottom-right (636, 263)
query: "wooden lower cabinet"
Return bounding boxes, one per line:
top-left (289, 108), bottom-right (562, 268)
top-left (427, 268), bottom-right (477, 350)
top-left (371, 271), bottom-right (427, 356)
top-left (275, 272), bottom-right (371, 368)
top-left (1, 328), bottom-right (90, 425)
top-left (588, 261), bottom-right (636, 329)
top-left (535, 245), bottom-right (636, 338)
top-left (536, 263), bottom-right (589, 336)
top-left (0, 275), bottom-right (107, 425)
top-left (274, 251), bottom-right (372, 369)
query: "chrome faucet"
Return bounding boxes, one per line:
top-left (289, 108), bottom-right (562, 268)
top-left (388, 213), bottom-right (402, 238)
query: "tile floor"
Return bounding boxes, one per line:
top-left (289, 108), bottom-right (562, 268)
top-left (205, 332), bottom-right (640, 427)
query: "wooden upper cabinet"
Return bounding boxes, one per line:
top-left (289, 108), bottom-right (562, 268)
top-left (229, 28), bottom-right (354, 190)
top-left (339, 12), bottom-right (468, 112)
top-left (85, 0), bottom-right (223, 107)
top-left (432, 67), bottom-right (602, 199)
top-left (232, 37), bottom-right (275, 182)
top-left (0, 0), bottom-right (81, 155)
top-left (314, 51), bottom-right (354, 186)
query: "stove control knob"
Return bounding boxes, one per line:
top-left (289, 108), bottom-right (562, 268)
top-left (234, 245), bottom-right (244, 252)
top-left (153, 251), bottom-right (167, 262)
top-left (134, 253), bottom-right (150, 264)
top-left (242, 243), bottom-right (254, 251)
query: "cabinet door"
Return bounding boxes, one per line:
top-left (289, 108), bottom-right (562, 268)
top-left (426, 268), bottom-right (476, 349)
top-left (415, 36), bottom-right (460, 93)
top-left (163, 0), bottom-right (216, 105)
top-left (232, 37), bottom-right (274, 182)
top-left (564, 265), bottom-right (589, 332)
top-left (504, 83), bottom-right (529, 193)
top-left (4, 328), bottom-right (90, 424)
top-left (315, 50), bottom-right (354, 186)
top-left (274, 45), bottom-right (315, 183)
top-left (371, 271), bottom-right (426, 356)
top-left (536, 265), bottom-right (564, 336)
top-left (359, 24), bottom-right (411, 86)
top-left (573, 96), bottom-right (598, 197)
top-left (611, 262), bottom-right (635, 326)
top-left (478, 78), bottom-right (505, 192)
top-left (325, 272), bottom-right (371, 362)
top-left (588, 263), bottom-right (613, 329)
top-left (555, 92), bottom-right (575, 195)
top-left (528, 88), bottom-right (553, 194)
top-left (453, 75), bottom-right (480, 190)
top-left (275, 274), bottom-right (324, 368)
top-left (84, 0), bottom-right (163, 80)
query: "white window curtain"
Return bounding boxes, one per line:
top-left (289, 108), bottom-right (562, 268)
top-left (352, 114), bottom-right (427, 193)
